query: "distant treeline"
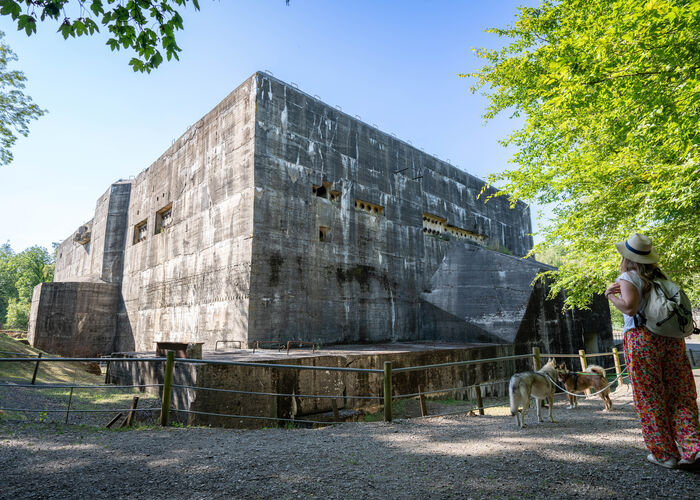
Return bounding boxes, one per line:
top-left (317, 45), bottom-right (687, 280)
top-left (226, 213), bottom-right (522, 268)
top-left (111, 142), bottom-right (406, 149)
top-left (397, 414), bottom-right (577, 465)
top-left (0, 243), bottom-right (54, 330)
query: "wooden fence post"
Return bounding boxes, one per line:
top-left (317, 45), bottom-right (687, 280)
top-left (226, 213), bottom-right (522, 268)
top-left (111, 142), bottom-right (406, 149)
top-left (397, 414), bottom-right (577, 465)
top-left (106, 413), bottom-right (123, 429)
top-left (65, 385), bottom-right (74, 424)
top-left (578, 349), bottom-right (591, 395)
top-left (474, 385), bottom-right (484, 415)
top-left (418, 385), bottom-right (427, 417)
top-left (533, 347), bottom-right (541, 371)
top-left (160, 350), bottom-right (175, 427)
top-left (612, 347), bottom-right (623, 389)
top-left (122, 396), bottom-right (140, 428)
top-left (383, 361), bottom-right (392, 422)
top-left (31, 352), bottom-right (42, 385)
top-left (331, 399), bottom-right (340, 422)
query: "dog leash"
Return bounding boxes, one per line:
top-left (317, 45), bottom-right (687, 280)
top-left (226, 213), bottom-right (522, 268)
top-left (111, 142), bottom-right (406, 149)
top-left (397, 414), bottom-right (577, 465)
top-left (546, 370), bottom-right (628, 398)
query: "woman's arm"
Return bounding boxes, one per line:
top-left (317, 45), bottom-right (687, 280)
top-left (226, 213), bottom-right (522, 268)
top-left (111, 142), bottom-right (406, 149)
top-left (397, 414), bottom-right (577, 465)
top-left (605, 279), bottom-right (640, 316)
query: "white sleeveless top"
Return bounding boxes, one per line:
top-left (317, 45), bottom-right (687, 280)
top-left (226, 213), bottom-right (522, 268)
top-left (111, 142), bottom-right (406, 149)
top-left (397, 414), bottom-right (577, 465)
top-left (616, 271), bottom-right (646, 333)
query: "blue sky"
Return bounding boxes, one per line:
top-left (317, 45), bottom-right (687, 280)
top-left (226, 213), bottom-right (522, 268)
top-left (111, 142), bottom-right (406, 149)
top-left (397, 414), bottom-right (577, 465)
top-left (0, 0), bottom-right (536, 252)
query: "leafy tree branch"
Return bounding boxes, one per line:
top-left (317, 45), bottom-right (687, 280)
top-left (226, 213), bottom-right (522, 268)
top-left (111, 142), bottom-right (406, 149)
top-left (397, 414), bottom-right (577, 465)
top-left (466, 0), bottom-right (700, 309)
top-left (0, 0), bottom-right (203, 72)
top-left (0, 30), bottom-right (44, 165)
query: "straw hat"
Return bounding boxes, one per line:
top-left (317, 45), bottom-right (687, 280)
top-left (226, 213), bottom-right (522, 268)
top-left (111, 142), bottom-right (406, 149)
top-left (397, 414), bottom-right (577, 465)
top-left (614, 232), bottom-right (659, 264)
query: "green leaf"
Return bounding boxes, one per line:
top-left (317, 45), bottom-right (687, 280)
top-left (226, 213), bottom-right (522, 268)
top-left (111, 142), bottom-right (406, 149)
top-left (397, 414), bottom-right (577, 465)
top-left (467, 0), bottom-right (700, 308)
top-left (0, 1), bottom-right (21, 20)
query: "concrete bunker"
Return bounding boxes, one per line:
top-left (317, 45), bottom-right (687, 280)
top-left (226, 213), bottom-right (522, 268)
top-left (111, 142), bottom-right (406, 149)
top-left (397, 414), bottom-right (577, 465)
top-left (29, 71), bottom-right (611, 369)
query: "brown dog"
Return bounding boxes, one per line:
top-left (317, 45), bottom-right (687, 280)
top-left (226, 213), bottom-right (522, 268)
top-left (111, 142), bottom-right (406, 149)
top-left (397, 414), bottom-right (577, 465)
top-left (557, 363), bottom-right (613, 411)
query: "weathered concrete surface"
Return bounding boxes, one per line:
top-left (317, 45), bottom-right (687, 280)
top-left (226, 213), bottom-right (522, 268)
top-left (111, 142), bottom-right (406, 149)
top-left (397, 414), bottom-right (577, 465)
top-left (109, 343), bottom-right (521, 429)
top-left (28, 282), bottom-right (121, 357)
top-left (417, 244), bottom-right (612, 356)
top-left (422, 245), bottom-right (542, 343)
top-left (247, 73), bottom-right (535, 346)
top-left (514, 282), bottom-right (613, 359)
top-left (32, 71), bottom-right (611, 358)
top-left (101, 182), bottom-right (132, 283)
top-left (53, 181), bottom-right (132, 284)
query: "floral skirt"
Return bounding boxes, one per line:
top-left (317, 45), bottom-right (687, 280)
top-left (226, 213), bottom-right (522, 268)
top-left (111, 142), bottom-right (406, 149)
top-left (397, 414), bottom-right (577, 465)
top-left (624, 326), bottom-right (700, 461)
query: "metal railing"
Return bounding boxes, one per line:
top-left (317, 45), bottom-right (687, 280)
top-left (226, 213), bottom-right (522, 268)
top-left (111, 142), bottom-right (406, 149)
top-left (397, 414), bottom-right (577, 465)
top-left (214, 340), bottom-right (243, 351)
top-left (0, 346), bottom-right (630, 428)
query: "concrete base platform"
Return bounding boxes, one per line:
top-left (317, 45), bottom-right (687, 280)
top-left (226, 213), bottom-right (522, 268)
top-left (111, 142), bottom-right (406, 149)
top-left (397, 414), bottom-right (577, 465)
top-left (109, 342), bottom-right (530, 428)
top-left (123, 341), bottom-right (502, 362)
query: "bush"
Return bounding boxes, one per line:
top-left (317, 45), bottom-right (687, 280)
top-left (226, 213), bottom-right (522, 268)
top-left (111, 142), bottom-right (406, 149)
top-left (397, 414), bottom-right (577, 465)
top-left (5, 298), bottom-right (30, 330)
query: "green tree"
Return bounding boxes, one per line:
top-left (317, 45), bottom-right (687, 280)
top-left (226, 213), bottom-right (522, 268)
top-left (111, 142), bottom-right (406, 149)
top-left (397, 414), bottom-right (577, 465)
top-left (0, 0), bottom-right (202, 72)
top-left (0, 243), bottom-right (19, 324)
top-left (5, 297), bottom-right (29, 329)
top-left (467, 0), bottom-right (700, 309)
top-left (0, 243), bottom-right (54, 329)
top-left (0, 30), bottom-right (44, 165)
top-left (534, 245), bottom-right (566, 268)
top-left (13, 245), bottom-right (54, 302)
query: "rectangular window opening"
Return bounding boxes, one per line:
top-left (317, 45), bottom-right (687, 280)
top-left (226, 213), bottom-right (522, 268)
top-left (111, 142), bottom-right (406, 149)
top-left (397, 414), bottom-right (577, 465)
top-left (319, 226), bottom-right (330, 242)
top-left (155, 203), bottom-right (173, 235)
top-left (133, 219), bottom-right (148, 245)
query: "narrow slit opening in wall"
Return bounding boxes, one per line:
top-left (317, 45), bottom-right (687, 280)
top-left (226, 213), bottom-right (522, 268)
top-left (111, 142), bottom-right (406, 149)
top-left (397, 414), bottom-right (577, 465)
top-left (319, 226), bottom-right (330, 242)
top-left (155, 203), bottom-right (173, 235)
top-left (354, 199), bottom-right (384, 216)
top-left (133, 219), bottom-right (148, 245)
top-left (312, 184), bottom-right (327, 198)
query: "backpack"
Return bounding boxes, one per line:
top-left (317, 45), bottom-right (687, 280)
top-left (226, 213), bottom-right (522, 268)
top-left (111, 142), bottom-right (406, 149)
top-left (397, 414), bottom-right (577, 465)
top-left (634, 277), bottom-right (694, 338)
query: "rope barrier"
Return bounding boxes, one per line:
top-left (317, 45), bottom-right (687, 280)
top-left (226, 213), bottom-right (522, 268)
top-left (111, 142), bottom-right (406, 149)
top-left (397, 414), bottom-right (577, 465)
top-left (175, 408), bottom-right (342, 425)
top-left (395, 386), bottom-right (471, 399)
top-left (392, 353), bottom-right (534, 373)
top-left (0, 383), bottom-right (162, 389)
top-left (546, 370), bottom-right (628, 398)
top-left (0, 407), bottom-right (158, 414)
top-left (394, 379), bottom-right (507, 399)
top-left (546, 352), bottom-right (616, 358)
top-left (170, 383), bottom-right (383, 400)
top-left (0, 349), bottom-right (633, 426)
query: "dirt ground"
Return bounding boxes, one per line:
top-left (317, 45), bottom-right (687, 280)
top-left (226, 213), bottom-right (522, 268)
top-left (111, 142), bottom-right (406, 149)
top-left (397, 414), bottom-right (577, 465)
top-left (1, 386), bottom-right (698, 499)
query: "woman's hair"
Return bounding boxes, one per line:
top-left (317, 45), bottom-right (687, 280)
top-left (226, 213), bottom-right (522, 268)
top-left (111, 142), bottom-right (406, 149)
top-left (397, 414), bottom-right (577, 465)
top-left (620, 257), bottom-right (663, 296)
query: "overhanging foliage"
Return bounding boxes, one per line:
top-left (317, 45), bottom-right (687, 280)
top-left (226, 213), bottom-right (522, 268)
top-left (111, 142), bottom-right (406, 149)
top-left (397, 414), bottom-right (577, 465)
top-left (467, 0), bottom-right (700, 309)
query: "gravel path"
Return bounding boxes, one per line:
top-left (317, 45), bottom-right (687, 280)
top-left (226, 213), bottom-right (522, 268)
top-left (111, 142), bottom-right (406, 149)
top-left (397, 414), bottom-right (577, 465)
top-left (1, 389), bottom-right (698, 499)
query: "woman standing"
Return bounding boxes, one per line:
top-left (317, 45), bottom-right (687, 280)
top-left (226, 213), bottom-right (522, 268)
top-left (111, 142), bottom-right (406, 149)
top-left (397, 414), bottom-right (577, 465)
top-left (605, 233), bottom-right (700, 470)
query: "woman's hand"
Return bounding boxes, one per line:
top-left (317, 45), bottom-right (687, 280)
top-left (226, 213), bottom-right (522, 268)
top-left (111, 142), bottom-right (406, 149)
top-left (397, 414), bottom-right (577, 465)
top-left (605, 282), bottom-right (620, 300)
top-left (607, 280), bottom-right (640, 316)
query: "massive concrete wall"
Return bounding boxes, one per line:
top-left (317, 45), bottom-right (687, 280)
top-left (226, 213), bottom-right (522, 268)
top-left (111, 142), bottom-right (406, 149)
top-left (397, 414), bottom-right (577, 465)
top-left (28, 282), bottom-right (121, 356)
top-left (54, 182), bottom-right (132, 283)
top-left (109, 343), bottom-right (518, 429)
top-left (36, 71), bottom-right (610, 357)
top-left (248, 73), bottom-right (534, 345)
top-left (117, 76), bottom-right (257, 352)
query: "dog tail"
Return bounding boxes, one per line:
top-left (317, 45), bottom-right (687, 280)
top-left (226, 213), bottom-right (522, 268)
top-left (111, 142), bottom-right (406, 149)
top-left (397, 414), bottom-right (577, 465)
top-left (586, 365), bottom-right (606, 378)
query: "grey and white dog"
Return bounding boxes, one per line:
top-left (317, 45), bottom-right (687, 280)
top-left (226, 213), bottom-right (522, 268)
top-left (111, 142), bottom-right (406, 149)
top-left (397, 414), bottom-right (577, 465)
top-left (509, 358), bottom-right (558, 429)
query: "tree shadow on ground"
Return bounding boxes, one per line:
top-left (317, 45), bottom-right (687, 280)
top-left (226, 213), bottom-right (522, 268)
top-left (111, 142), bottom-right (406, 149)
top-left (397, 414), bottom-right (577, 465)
top-left (0, 390), bottom-right (697, 499)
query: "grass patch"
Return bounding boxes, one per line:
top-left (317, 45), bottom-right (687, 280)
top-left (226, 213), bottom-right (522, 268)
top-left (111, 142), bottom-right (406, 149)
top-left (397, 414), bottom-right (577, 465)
top-left (0, 333), bottom-right (160, 428)
top-left (0, 333), bottom-right (104, 385)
